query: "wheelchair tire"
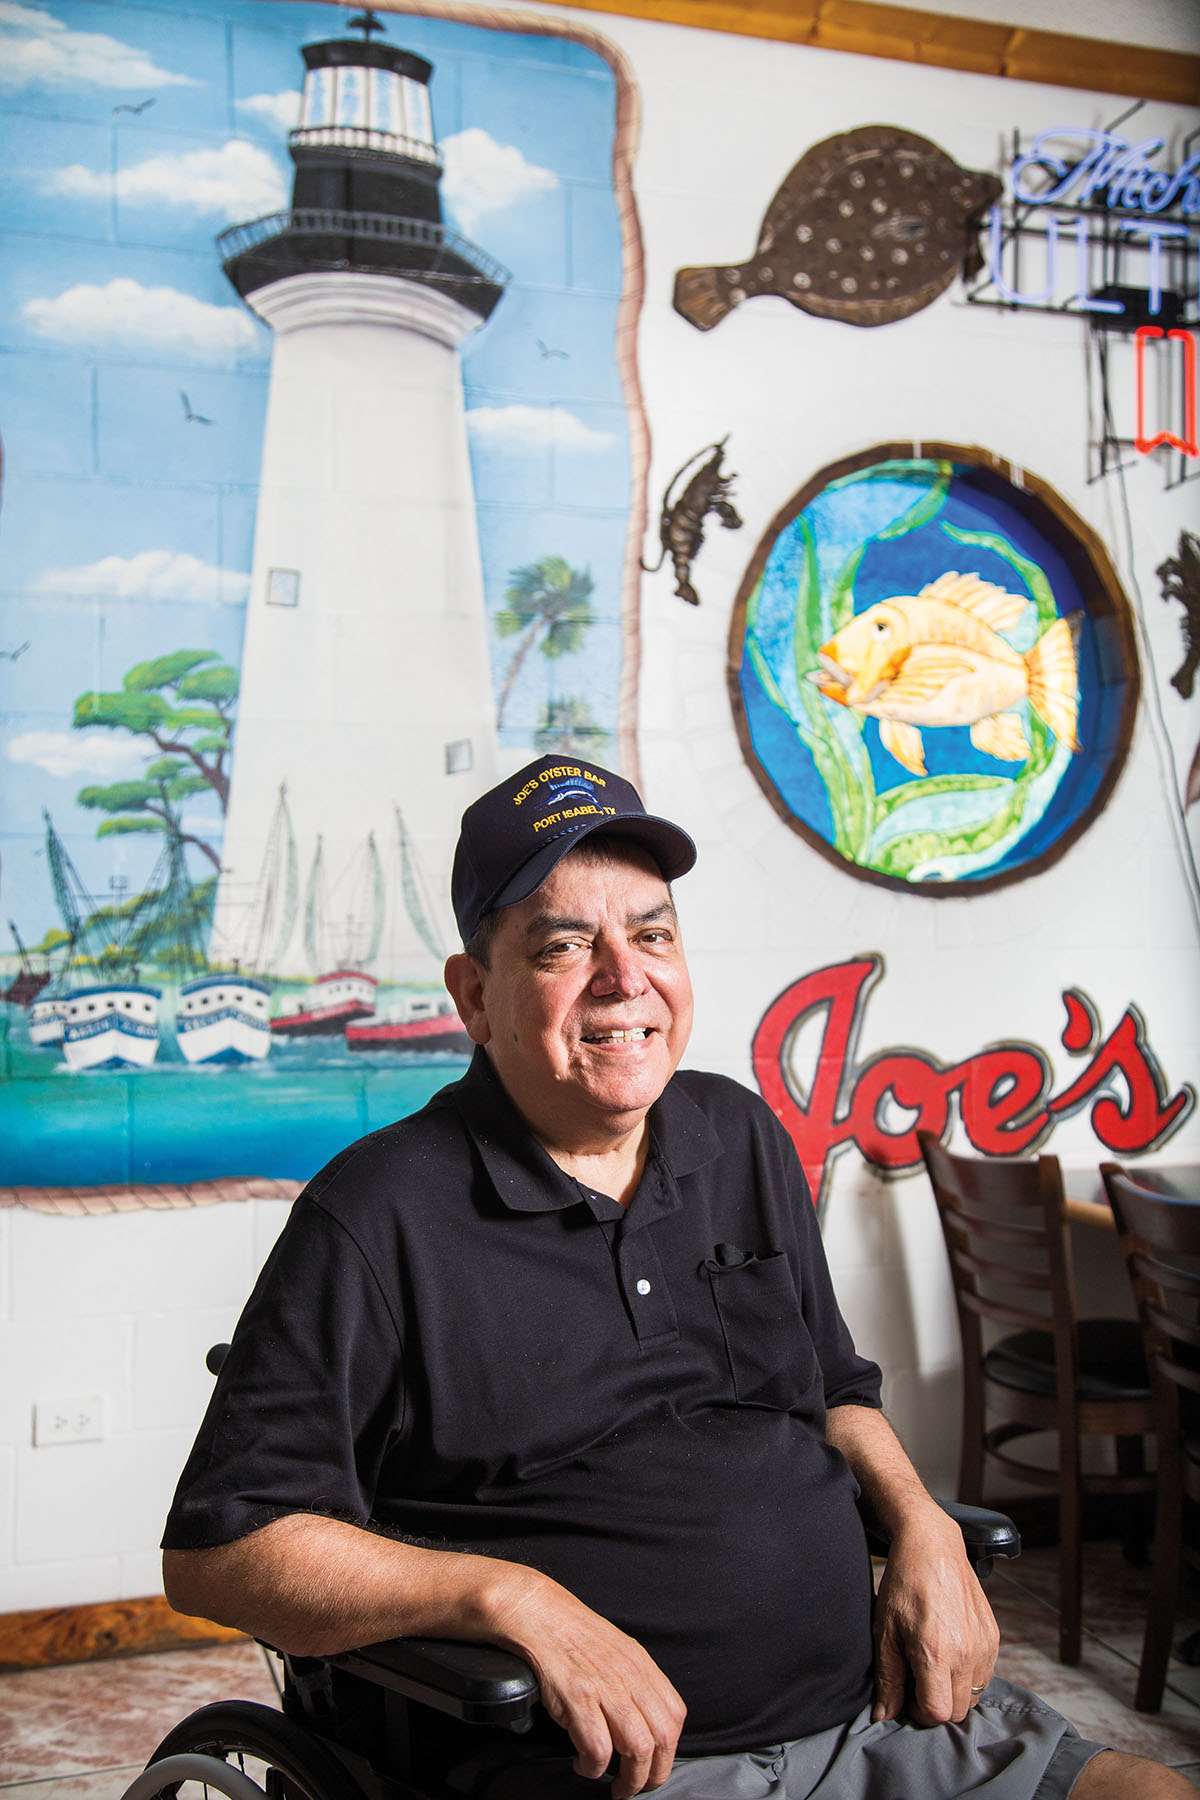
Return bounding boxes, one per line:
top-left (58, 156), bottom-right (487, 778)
top-left (140, 1700), bottom-right (369, 1800)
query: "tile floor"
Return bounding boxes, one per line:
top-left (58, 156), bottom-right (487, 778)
top-left (0, 1543), bottom-right (1197, 1796)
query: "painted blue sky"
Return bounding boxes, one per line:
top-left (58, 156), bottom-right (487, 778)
top-left (0, 0), bottom-right (629, 948)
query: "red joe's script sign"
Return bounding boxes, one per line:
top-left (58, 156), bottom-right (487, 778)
top-left (752, 956), bottom-right (1194, 1208)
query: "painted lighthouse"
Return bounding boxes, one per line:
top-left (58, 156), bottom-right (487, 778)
top-left (211, 11), bottom-right (506, 989)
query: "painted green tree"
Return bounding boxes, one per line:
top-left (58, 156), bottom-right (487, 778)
top-left (534, 696), bottom-right (611, 756)
top-left (494, 557), bottom-right (595, 728)
top-left (72, 650), bottom-right (237, 873)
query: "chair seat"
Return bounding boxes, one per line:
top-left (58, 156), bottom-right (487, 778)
top-left (984, 1319), bottom-right (1150, 1402)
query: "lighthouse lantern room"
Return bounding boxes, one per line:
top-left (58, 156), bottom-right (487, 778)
top-left (219, 13), bottom-right (505, 318)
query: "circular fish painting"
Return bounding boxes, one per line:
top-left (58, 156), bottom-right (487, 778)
top-left (729, 446), bottom-right (1138, 892)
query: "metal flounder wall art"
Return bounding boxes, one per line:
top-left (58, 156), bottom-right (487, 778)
top-left (674, 126), bottom-right (1001, 332)
top-left (728, 446), bottom-right (1139, 893)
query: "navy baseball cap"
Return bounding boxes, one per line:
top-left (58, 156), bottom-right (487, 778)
top-left (452, 755), bottom-right (696, 944)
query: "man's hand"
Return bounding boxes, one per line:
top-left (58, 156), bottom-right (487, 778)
top-left (165, 1517), bottom-right (684, 1798)
top-left (871, 1507), bottom-right (999, 1724)
top-left (481, 1562), bottom-right (687, 1798)
top-left (824, 1405), bottom-right (1000, 1726)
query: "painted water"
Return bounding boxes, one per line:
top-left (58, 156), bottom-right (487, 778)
top-left (2, 1008), bottom-right (469, 1188)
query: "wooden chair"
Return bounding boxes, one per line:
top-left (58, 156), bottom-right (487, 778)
top-left (919, 1133), bottom-right (1155, 1664)
top-left (1102, 1163), bottom-right (1200, 1712)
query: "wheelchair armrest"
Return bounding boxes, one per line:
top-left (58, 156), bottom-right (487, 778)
top-left (327, 1635), bottom-right (539, 1731)
top-left (860, 1499), bottom-right (1021, 1579)
top-left (942, 1501), bottom-right (1021, 1573)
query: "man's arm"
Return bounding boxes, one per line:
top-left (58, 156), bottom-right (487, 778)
top-left (825, 1405), bottom-right (999, 1726)
top-left (163, 1516), bottom-right (685, 1800)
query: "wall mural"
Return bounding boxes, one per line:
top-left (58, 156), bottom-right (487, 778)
top-left (0, 0), bottom-right (640, 1191)
top-left (728, 445), bottom-right (1138, 892)
top-left (0, 1), bottom-right (1190, 1210)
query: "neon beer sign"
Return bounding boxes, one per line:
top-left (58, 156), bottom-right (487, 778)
top-left (985, 128), bottom-right (1199, 458)
top-left (752, 956), bottom-right (1194, 1208)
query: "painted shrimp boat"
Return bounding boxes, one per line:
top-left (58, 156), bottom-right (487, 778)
top-left (7, 919), bottom-right (58, 1037)
top-left (7, 968), bottom-right (50, 1007)
top-left (346, 992), bottom-right (470, 1052)
top-left (181, 789), bottom-right (300, 1064)
top-left (28, 995), bottom-right (67, 1048)
top-left (271, 967), bottom-right (378, 1036)
top-left (61, 982), bottom-right (161, 1070)
top-left (34, 813), bottom-right (161, 1068)
top-left (177, 973), bottom-right (272, 1063)
top-left (4, 920), bottom-right (52, 1009)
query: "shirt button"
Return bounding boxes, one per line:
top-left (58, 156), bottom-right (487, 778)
top-left (636, 1278), bottom-right (652, 1296)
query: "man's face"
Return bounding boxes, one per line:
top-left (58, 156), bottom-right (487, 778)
top-left (448, 842), bottom-right (694, 1147)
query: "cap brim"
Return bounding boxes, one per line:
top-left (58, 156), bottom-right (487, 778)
top-left (487, 814), bottom-right (696, 917)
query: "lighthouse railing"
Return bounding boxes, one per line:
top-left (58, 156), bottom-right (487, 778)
top-left (216, 209), bottom-right (509, 289)
top-left (289, 124), bottom-right (441, 168)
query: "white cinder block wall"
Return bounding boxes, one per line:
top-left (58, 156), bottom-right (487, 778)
top-left (1, 1201), bottom-right (290, 1609)
top-left (2, 0), bottom-right (1198, 1612)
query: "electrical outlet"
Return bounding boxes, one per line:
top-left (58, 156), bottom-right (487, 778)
top-left (33, 1395), bottom-right (106, 1447)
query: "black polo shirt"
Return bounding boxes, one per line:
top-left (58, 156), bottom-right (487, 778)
top-left (164, 1050), bottom-right (883, 1754)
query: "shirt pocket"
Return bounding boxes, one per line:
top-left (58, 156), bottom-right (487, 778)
top-left (704, 1247), bottom-right (818, 1410)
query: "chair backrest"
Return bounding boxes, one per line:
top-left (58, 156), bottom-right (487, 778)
top-left (918, 1132), bottom-right (1079, 1391)
top-left (1101, 1165), bottom-right (1200, 1448)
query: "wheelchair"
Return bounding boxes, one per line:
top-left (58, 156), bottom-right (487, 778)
top-left (122, 1351), bottom-right (1020, 1800)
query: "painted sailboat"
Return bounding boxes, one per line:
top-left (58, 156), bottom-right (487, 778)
top-left (178, 787), bottom-right (297, 1063)
top-left (270, 832), bottom-right (381, 1036)
top-left (345, 807), bottom-right (470, 1053)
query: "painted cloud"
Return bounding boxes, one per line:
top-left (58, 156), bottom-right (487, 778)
top-left (440, 127), bottom-right (558, 235)
top-left (237, 90), bottom-right (302, 133)
top-left (43, 140), bottom-right (288, 221)
top-left (0, 0), bottom-right (196, 89)
top-left (8, 729), bottom-right (148, 780)
top-left (37, 551), bottom-right (252, 604)
top-left (23, 280), bottom-right (263, 361)
top-left (467, 405), bottom-right (615, 452)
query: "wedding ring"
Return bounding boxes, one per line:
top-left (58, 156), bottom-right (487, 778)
top-left (970, 1685), bottom-right (986, 1693)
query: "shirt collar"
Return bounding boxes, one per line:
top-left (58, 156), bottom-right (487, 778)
top-left (451, 1047), bottom-right (723, 1214)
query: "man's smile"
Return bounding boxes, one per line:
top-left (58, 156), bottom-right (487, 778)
top-left (580, 1027), bottom-right (652, 1044)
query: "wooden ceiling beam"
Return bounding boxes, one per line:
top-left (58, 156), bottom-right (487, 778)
top-left (539, 0), bottom-right (1199, 104)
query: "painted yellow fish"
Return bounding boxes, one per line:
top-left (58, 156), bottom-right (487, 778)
top-left (811, 571), bottom-right (1081, 776)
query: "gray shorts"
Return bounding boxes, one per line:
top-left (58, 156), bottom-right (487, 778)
top-left (470, 1680), bottom-right (1108, 1800)
top-left (652, 1680), bottom-right (1107, 1800)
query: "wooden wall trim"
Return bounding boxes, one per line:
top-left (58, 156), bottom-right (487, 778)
top-left (0, 1596), bottom-right (246, 1671)
top-left (540, 0), bottom-right (1200, 104)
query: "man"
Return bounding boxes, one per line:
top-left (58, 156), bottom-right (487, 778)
top-left (164, 756), bottom-right (1191, 1800)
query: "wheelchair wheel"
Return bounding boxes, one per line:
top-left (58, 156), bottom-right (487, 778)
top-left (139, 1701), bottom-right (368, 1800)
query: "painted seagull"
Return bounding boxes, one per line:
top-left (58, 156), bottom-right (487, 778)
top-left (181, 392), bottom-right (213, 425)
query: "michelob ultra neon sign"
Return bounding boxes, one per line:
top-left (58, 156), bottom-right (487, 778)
top-left (986, 127), bottom-right (1199, 457)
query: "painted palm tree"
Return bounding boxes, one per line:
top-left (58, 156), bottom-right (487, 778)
top-left (494, 556), bottom-right (595, 728)
top-left (534, 696), bottom-right (611, 757)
